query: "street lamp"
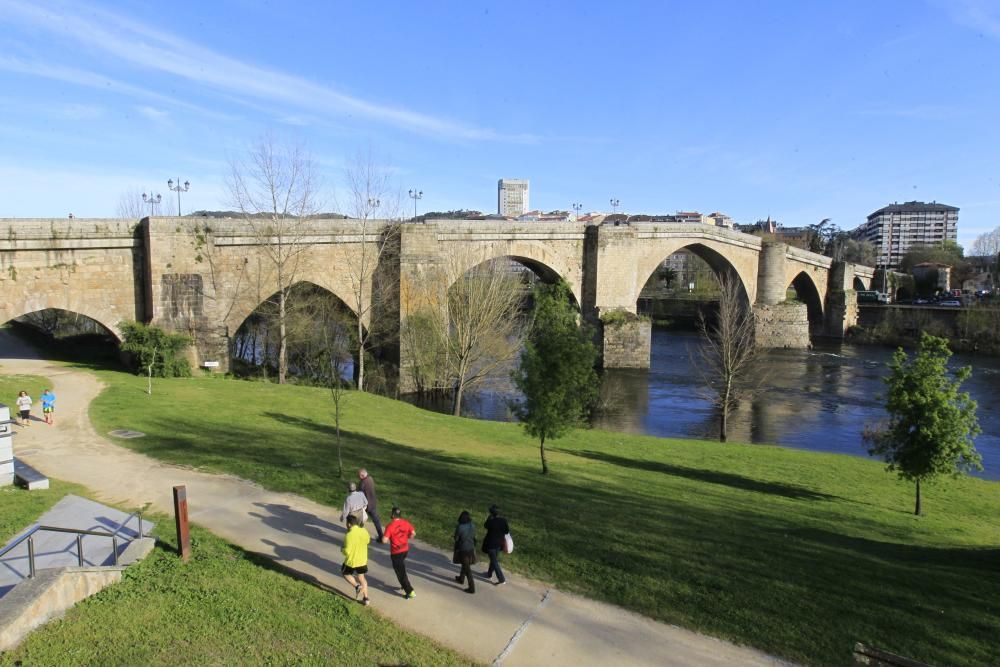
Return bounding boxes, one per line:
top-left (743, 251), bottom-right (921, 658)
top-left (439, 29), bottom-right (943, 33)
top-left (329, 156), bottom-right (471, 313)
top-left (142, 192), bottom-right (162, 216)
top-left (167, 178), bottom-right (191, 216)
top-left (610, 198), bottom-right (620, 214)
top-left (572, 202), bottom-right (583, 219)
top-left (408, 189), bottom-right (423, 219)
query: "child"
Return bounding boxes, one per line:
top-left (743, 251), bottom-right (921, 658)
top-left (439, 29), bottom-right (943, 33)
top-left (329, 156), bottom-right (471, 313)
top-left (40, 389), bottom-right (55, 425)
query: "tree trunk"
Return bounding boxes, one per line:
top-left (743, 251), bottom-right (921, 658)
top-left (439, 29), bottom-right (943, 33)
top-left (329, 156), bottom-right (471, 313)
top-left (719, 405), bottom-right (728, 442)
top-left (452, 381), bottom-right (465, 416)
top-left (336, 401), bottom-right (343, 477)
top-left (278, 290), bottom-right (288, 384)
top-left (539, 433), bottom-right (549, 475)
top-left (357, 327), bottom-right (366, 393)
top-left (914, 478), bottom-right (922, 516)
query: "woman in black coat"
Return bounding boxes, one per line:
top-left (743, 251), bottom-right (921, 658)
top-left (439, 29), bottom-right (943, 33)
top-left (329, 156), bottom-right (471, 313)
top-left (482, 504), bottom-right (509, 585)
top-left (453, 510), bottom-right (477, 594)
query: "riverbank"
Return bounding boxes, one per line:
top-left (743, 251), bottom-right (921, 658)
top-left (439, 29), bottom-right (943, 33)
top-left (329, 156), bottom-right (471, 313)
top-left (81, 365), bottom-right (1000, 667)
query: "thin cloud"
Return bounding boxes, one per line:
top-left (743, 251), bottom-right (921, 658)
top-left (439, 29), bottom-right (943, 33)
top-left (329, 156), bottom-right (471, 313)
top-left (0, 0), bottom-right (537, 143)
top-left (855, 105), bottom-right (966, 120)
top-left (136, 105), bottom-right (170, 124)
top-left (931, 0), bottom-right (1000, 38)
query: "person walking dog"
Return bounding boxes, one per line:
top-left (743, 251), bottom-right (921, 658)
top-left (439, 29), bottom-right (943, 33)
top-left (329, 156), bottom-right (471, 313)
top-left (482, 504), bottom-right (510, 585)
top-left (453, 510), bottom-right (477, 594)
top-left (382, 506), bottom-right (417, 599)
top-left (358, 468), bottom-right (383, 542)
top-left (341, 514), bottom-right (372, 606)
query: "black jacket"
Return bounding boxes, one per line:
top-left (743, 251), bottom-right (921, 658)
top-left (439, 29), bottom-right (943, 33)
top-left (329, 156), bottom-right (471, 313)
top-left (482, 516), bottom-right (509, 551)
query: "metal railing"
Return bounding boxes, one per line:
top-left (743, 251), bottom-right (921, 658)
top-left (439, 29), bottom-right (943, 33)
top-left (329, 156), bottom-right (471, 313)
top-left (0, 512), bottom-right (145, 579)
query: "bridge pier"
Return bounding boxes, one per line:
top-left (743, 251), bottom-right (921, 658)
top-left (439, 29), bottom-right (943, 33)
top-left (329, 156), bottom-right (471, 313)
top-left (754, 242), bottom-right (811, 348)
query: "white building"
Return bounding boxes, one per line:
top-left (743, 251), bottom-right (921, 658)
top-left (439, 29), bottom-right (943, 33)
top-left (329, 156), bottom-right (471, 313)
top-left (498, 179), bottom-right (529, 217)
top-left (852, 201), bottom-right (959, 271)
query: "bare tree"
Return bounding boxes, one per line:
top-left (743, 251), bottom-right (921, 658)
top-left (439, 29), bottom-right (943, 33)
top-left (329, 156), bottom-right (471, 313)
top-left (970, 227), bottom-right (1000, 257)
top-left (342, 148), bottom-right (401, 392)
top-left (695, 273), bottom-right (758, 442)
top-left (227, 134), bottom-right (321, 384)
top-left (409, 254), bottom-right (529, 415)
top-left (117, 188), bottom-right (151, 219)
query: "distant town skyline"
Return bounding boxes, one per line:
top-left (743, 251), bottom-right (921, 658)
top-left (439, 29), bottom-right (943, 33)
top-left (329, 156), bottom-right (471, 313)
top-left (1, 1), bottom-right (998, 248)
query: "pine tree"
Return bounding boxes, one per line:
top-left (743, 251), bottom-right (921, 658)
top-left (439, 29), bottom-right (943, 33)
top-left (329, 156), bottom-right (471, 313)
top-left (513, 282), bottom-right (598, 474)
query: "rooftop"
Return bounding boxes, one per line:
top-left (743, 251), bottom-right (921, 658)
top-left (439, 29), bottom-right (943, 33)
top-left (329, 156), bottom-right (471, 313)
top-left (869, 201), bottom-right (959, 217)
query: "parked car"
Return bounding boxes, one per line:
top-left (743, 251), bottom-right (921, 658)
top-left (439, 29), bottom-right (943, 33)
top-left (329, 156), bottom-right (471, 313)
top-left (938, 299), bottom-right (962, 307)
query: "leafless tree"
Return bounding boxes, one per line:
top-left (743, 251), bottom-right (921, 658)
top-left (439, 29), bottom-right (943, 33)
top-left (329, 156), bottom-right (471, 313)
top-left (970, 227), bottom-right (1000, 258)
top-left (408, 253), bottom-right (529, 415)
top-left (342, 148), bottom-right (401, 392)
top-left (695, 273), bottom-right (759, 442)
top-left (117, 188), bottom-right (176, 219)
top-left (227, 134), bottom-right (321, 384)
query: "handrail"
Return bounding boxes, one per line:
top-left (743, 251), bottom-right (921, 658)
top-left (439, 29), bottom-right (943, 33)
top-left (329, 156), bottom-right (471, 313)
top-left (0, 520), bottom-right (144, 579)
top-left (113, 510), bottom-right (144, 540)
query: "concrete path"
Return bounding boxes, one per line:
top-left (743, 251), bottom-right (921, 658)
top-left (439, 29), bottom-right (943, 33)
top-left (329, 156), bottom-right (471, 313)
top-left (0, 494), bottom-right (153, 598)
top-left (0, 332), bottom-right (787, 666)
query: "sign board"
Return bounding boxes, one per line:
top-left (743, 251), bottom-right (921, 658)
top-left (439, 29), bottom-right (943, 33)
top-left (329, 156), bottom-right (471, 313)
top-left (201, 361), bottom-right (220, 368)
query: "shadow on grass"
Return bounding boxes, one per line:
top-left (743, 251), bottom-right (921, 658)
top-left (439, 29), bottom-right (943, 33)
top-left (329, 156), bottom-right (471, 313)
top-left (100, 403), bottom-right (1000, 667)
top-left (567, 449), bottom-right (840, 501)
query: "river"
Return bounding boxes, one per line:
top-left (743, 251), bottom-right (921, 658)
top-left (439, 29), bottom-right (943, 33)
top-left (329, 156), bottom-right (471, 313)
top-left (403, 329), bottom-right (1000, 481)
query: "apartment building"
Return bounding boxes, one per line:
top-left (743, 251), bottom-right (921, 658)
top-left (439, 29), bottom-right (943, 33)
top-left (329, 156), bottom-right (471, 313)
top-left (852, 201), bottom-right (959, 271)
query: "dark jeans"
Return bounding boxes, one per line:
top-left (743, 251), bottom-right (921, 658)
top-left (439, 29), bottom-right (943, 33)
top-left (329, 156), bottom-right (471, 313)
top-left (390, 551), bottom-right (413, 595)
top-left (368, 509), bottom-right (383, 540)
top-left (456, 551), bottom-right (475, 592)
top-left (486, 548), bottom-right (506, 583)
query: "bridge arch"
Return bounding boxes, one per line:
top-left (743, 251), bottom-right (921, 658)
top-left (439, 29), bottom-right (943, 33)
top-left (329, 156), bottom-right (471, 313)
top-left (0, 302), bottom-right (124, 343)
top-left (633, 241), bottom-right (755, 310)
top-left (225, 278), bottom-right (360, 342)
top-left (438, 240), bottom-right (583, 306)
top-left (788, 270), bottom-right (825, 333)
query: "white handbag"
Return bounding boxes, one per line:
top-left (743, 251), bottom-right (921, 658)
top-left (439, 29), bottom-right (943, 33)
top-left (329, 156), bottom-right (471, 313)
top-left (503, 532), bottom-right (514, 554)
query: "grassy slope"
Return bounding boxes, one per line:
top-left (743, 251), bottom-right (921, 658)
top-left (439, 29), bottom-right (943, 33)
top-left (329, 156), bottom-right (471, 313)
top-left (88, 371), bottom-right (1000, 667)
top-left (0, 485), bottom-right (472, 666)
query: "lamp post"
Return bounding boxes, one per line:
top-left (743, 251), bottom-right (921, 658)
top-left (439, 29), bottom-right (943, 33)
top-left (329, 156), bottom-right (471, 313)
top-left (609, 198), bottom-right (620, 214)
top-left (408, 189), bottom-right (423, 219)
top-left (572, 202), bottom-right (583, 220)
top-left (167, 178), bottom-right (191, 216)
top-left (142, 192), bottom-right (162, 216)
top-left (367, 198), bottom-right (380, 217)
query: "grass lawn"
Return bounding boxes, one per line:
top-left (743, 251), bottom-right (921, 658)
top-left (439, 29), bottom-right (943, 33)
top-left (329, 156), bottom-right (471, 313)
top-left (0, 484), bottom-right (473, 666)
top-left (85, 370), bottom-right (1000, 667)
top-left (0, 371), bottom-right (50, 420)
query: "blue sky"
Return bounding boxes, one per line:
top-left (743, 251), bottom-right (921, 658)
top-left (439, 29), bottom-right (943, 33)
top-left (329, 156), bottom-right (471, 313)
top-left (1, 0), bottom-right (998, 246)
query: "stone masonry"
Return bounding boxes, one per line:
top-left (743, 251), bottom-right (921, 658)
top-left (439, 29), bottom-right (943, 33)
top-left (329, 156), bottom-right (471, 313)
top-left (0, 217), bottom-right (875, 383)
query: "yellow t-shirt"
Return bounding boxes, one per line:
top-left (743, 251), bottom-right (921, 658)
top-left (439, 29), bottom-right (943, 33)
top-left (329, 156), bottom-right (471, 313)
top-left (342, 525), bottom-right (370, 567)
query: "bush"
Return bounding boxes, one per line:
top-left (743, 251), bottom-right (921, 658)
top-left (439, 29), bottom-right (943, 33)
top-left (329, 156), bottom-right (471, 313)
top-left (119, 321), bottom-right (192, 378)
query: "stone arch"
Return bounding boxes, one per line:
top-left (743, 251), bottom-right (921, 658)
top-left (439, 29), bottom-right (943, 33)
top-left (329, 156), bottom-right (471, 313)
top-left (0, 302), bottom-right (124, 342)
top-left (788, 270), bottom-right (825, 332)
top-left (853, 276), bottom-right (867, 291)
top-left (226, 279), bottom-right (360, 341)
top-left (440, 239), bottom-right (583, 306)
top-left (632, 241), bottom-right (756, 311)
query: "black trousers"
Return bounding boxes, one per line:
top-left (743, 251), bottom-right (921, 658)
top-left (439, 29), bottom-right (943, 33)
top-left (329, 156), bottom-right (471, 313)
top-left (457, 551), bottom-right (475, 592)
top-left (368, 509), bottom-right (383, 540)
top-left (391, 551), bottom-right (413, 595)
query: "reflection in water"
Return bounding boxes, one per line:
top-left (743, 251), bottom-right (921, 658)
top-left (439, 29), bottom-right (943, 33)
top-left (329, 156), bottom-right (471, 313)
top-left (402, 329), bottom-right (1000, 480)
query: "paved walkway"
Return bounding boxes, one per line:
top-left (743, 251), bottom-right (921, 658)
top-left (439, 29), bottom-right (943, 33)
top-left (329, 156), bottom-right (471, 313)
top-left (0, 332), bottom-right (787, 666)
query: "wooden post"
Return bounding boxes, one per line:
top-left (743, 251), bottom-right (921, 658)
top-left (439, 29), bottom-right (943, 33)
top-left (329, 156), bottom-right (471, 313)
top-left (173, 485), bottom-right (191, 562)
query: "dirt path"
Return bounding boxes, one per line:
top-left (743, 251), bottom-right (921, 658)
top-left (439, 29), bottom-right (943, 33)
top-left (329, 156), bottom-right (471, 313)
top-left (1, 332), bottom-right (787, 666)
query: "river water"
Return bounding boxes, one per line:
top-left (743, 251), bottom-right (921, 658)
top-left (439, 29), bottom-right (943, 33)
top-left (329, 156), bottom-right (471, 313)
top-left (403, 329), bottom-right (1000, 481)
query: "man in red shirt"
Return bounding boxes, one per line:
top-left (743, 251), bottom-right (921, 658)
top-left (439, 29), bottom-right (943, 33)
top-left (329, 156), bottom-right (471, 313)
top-left (381, 506), bottom-right (416, 599)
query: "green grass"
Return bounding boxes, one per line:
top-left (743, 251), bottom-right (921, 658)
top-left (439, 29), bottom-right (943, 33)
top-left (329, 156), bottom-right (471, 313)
top-left (0, 371), bottom-right (50, 416)
top-left (0, 485), bottom-right (472, 666)
top-left (85, 371), bottom-right (1000, 667)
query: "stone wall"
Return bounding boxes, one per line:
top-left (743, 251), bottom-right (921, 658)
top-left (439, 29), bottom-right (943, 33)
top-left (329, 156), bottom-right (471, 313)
top-left (754, 302), bottom-right (811, 348)
top-left (601, 316), bottom-right (651, 367)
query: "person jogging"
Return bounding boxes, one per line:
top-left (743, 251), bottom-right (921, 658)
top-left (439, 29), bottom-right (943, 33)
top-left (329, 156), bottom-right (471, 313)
top-left (382, 506), bottom-right (417, 599)
top-left (40, 389), bottom-right (55, 425)
top-left (15, 391), bottom-right (32, 427)
top-left (341, 514), bottom-right (372, 606)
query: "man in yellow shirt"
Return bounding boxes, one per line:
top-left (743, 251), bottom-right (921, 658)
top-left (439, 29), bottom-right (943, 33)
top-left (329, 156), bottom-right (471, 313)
top-left (341, 514), bottom-right (372, 606)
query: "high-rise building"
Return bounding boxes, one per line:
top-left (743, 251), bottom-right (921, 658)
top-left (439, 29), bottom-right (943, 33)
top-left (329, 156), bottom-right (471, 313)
top-left (498, 179), bottom-right (529, 217)
top-left (852, 201), bottom-right (959, 271)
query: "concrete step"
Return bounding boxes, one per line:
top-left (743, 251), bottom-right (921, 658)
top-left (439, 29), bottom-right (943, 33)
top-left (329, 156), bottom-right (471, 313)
top-left (14, 458), bottom-right (48, 491)
top-left (0, 494), bottom-right (155, 599)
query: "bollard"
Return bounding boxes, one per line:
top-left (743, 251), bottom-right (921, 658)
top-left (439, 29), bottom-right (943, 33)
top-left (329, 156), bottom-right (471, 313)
top-left (172, 485), bottom-right (191, 562)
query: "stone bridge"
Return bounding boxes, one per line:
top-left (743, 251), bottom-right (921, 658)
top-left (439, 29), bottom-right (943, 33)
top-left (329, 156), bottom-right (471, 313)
top-left (0, 217), bottom-right (874, 387)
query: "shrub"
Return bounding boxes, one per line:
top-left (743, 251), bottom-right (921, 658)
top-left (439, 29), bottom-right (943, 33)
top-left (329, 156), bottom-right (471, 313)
top-left (119, 321), bottom-right (192, 378)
